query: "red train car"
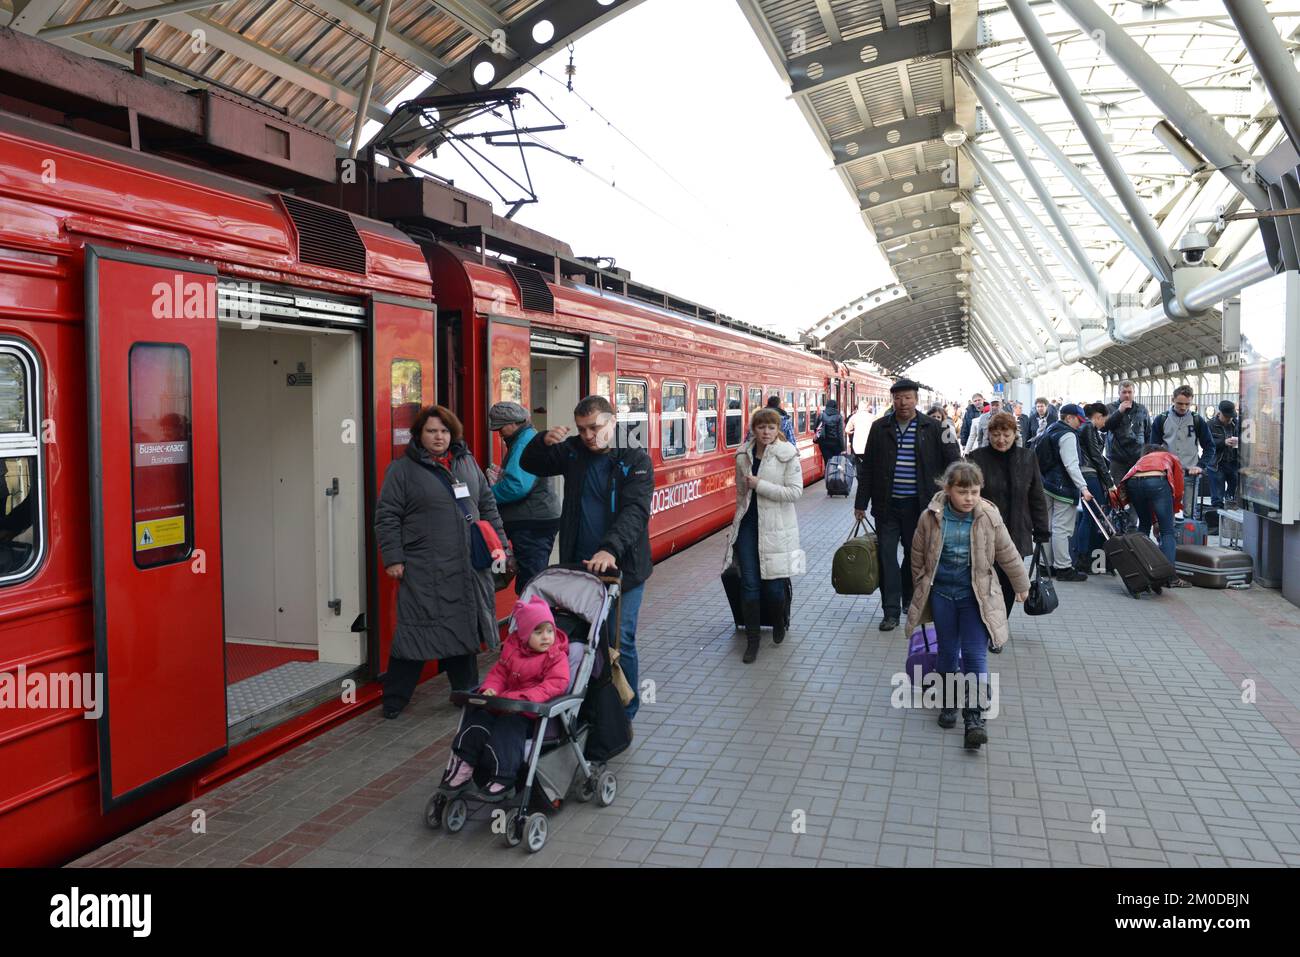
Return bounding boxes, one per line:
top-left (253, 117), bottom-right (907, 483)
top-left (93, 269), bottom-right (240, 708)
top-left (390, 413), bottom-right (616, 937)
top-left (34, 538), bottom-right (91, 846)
top-left (0, 40), bottom-right (891, 866)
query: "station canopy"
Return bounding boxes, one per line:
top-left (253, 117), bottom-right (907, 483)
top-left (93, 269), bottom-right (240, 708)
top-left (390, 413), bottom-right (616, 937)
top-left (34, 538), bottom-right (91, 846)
top-left (737, 0), bottom-right (1300, 386)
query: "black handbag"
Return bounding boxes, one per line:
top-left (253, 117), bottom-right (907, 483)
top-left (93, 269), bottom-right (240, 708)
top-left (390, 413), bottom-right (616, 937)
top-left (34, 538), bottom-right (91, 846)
top-left (1024, 543), bottom-right (1058, 616)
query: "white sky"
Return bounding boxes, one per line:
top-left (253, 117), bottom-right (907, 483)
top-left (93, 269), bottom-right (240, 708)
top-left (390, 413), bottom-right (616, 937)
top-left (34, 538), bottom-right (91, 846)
top-left (406, 0), bottom-right (987, 400)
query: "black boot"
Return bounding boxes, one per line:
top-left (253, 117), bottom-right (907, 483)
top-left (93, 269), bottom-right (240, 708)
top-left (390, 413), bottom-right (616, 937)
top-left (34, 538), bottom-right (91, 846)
top-left (963, 702), bottom-right (987, 750)
top-left (741, 600), bottom-right (761, 664)
top-left (937, 672), bottom-right (958, 729)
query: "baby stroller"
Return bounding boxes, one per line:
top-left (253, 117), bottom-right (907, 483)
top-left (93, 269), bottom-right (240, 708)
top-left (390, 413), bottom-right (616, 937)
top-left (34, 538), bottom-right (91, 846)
top-left (423, 565), bottom-right (622, 853)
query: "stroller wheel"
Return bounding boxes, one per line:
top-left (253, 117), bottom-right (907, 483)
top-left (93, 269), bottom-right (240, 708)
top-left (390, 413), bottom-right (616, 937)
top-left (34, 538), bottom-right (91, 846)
top-left (596, 769), bottom-right (618, 808)
top-left (503, 808), bottom-right (523, 848)
top-left (424, 793), bottom-right (445, 830)
top-left (525, 812), bottom-right (548, 853)
top-left (443, 797), bottom-right (468, 833)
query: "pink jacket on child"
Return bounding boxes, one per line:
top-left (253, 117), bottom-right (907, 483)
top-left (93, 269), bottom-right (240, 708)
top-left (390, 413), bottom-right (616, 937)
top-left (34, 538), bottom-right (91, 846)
top-left (480, 627), bottom-right (571, 703)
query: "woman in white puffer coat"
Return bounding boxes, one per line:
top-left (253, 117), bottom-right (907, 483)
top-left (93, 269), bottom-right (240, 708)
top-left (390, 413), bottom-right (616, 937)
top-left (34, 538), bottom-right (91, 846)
top-left (723, 407), bottom-right (805, 663)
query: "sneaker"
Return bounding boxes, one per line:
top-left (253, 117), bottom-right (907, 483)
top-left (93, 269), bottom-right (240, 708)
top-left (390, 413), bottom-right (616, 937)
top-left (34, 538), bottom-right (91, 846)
top-left (443, 757), bottom-right (474, 790)
top-left (879, 617), bottom-right (899, 632)
top-left (478, 780), bottom-right (511, 803)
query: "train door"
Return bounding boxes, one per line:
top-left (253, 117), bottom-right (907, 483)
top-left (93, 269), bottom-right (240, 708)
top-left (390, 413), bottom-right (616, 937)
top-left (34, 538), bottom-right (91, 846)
top-left (85, 246), bottom-right (227, 810)
top-left (216, 284), bottom-right (372, 741)
top-left (526, 327), bottom-right (584, 565)
top-left (372, 295), bottom-right (436, 673)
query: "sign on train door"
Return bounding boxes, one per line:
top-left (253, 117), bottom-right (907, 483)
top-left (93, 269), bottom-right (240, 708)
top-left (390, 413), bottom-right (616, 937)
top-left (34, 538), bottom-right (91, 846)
top-left (371, 294), bottom-right (436, 674)
top-left (589, 333), bottom-right (616, 406)
top-left (486, 316), bottom-right (530, 465)
top-left (85, 246), bottom-right (227, 811)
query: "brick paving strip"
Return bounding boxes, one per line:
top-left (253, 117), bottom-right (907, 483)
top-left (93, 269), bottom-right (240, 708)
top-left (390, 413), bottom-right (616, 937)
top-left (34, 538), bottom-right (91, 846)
top-left (71, 484), bottom-right (1300, 868)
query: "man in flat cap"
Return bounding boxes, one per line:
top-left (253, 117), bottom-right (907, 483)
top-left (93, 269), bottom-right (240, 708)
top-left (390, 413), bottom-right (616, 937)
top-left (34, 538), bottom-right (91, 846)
top-left (486, 401), bottom-right (560, 594)
top-left (855, 378), bottom-right (961, 631)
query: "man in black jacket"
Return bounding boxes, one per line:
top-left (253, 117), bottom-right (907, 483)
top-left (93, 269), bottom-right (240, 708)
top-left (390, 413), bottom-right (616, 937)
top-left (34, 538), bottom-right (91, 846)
top-left (1070, 403), bottom-right (1114, 573)
top-left (854, 378), bottom-right (962, 631)
top-left (1105, 380), bottom-right (1150, 486)
top-left (1207, 400), bottom-right (1240, 508)
top-left (960, 392), bottom-right (984, 448)
top-left (521, 395), bottom-right (653, 719)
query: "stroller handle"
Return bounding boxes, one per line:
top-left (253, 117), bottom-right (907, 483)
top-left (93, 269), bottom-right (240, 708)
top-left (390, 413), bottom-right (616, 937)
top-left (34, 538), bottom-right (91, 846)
top-left (550, 561), bottom-right (622, 586)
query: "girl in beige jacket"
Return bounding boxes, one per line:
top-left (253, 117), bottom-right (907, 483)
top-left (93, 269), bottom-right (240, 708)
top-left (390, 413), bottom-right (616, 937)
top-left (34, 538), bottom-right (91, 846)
top-left (905, 461), bottom-right (1030, 750)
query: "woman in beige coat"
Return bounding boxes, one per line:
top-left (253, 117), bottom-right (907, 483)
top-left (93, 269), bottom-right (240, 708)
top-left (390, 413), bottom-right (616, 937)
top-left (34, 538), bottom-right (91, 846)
top-left (724, 408), bottom-right (805, 663)
top-left (905, 461), bottom-right (1029, 750)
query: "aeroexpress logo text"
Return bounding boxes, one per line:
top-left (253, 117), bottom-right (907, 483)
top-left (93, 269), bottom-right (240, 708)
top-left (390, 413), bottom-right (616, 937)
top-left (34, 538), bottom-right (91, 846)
top-left (650, 474), bottom-right (729, 516)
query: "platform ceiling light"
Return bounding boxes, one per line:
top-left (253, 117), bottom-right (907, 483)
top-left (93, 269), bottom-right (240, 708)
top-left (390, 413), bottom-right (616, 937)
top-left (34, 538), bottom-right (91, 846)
top-left (951, 245), bottom-right (968, 256)
top-left (949, 199), bottom-right (968, 214)
top-left (942, 125), bottom-right (967, 148)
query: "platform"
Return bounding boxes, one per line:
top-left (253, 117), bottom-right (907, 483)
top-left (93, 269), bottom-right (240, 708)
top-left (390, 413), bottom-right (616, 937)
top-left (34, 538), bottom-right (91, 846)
top-left (71, 486), bottom-right (1300, 868)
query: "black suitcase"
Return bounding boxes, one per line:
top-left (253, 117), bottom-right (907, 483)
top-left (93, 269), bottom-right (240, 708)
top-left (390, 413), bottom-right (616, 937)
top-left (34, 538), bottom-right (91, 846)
top-left (1084, 498), bottom-right (1176, 598)
top-left (1175, 544), bottom-right (1253, 589)
top-left (721, 562), bottom-right (792, 628)
top-left (825, 453), bottom-right (855, 497)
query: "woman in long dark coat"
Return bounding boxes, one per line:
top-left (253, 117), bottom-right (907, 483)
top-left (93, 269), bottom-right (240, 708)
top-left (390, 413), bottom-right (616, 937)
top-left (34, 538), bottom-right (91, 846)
top-left (375, 404), bottom-right (507, 718)
top-left (967, 411), bottom-right (1051, 638)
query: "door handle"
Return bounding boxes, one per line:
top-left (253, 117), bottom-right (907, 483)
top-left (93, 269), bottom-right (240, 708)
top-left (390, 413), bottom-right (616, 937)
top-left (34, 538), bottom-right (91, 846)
top-left (325, 477), bottom-right (341, 616)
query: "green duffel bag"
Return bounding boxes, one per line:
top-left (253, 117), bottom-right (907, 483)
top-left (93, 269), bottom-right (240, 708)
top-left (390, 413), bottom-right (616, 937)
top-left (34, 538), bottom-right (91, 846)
top-left (832, 517), bottom-right (879, 595)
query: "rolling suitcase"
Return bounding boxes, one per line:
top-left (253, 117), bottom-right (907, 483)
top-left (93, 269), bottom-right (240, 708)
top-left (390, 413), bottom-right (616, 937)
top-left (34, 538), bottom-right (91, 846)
top-left (825, 453), bottom-right (855, 497)
top-left (1083, 498), bottom-right (1175, 598)
top-left (1175, 544), bottom-right (1253, 589)
top-left (721, 559), bottom-right (792, 628)
top-left (1174, 475), bottom-right (1209, 546)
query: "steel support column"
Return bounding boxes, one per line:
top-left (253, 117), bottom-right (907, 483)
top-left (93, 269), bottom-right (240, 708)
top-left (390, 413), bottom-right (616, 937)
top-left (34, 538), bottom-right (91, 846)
top-left (1054, 0), bottom-right (1272, 211)
top-left (1007, 0), bottom-right (1174, 283)
top-left (960, 54), bottom-right (1154, 279)
top-left (350, 0), bottom-right (393, 159)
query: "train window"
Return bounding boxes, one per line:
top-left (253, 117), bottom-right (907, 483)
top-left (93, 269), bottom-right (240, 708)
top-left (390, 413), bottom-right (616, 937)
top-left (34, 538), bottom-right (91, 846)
top-left (498, 366), bottom-right (522, 404)
top-left (391, 359), bottom-right (422, 448)
top-left (797, 390), bottom-right (808, 433)
top-left (661, 381), bottom-right (687, 458)
top-left (748, 387), bottom-right (762, 418)
top-left (725, 385), bottom-right (743, 447)
top-left (0, 342), bottom-right (43, 585)
top-left (129, 343), bottom-right (193, 569)
top-left (616, 378), bottom-right (647, 450)
top-left (696, 384), bottom-right (718, 453)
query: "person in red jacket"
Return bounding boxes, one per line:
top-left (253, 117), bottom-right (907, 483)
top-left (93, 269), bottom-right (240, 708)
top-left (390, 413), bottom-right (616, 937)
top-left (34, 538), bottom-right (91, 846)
top-left (441, 595), bottom-right (571, 800)
top-left (1121, 444), bottom-right (1189, 586)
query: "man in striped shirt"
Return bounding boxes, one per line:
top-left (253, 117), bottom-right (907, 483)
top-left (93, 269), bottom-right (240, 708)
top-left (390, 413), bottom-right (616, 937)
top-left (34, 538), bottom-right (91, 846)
top-left (855, 378), bottom-right (962, 631)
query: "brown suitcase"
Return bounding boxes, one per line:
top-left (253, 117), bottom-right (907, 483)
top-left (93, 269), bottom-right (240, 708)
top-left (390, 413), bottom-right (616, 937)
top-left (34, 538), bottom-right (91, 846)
top-left (1175, 544), bottom-right (1253, 589)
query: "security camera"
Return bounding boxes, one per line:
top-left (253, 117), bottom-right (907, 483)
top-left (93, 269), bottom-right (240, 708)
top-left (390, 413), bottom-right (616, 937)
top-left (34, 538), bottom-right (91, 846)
top-left (1177, 227), bottom-right (1211, 265)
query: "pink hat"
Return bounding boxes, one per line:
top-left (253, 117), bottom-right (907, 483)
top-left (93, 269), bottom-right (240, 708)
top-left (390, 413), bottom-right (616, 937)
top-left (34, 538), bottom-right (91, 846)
top-left (511, 595), bottom-right (554, 641)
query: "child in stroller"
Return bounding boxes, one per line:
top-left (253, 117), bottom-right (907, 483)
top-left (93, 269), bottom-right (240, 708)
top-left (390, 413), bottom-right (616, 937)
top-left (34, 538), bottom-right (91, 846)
top-left (442, 595), bottom-right (570, 801)
top-left (425, 565), bottom-right (622, 853)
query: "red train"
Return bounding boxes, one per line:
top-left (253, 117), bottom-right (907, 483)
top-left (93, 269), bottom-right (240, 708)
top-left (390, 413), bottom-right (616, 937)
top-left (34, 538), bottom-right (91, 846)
top-left (0, 41), bottom-right (889, 865)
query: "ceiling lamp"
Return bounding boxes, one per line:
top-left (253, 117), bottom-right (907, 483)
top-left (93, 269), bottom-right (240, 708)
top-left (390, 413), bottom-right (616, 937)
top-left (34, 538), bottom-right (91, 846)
top-left (949, 199), bottom-right (968, 214)
top-left (951, 245), bottom-right (968, 256)
top-left (942, 125), bottom-right (967, 148)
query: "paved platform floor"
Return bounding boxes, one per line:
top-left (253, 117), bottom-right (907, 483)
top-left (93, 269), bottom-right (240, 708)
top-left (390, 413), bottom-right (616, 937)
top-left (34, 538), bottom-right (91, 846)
top-left (72, 485), bottom-right (1300, 868)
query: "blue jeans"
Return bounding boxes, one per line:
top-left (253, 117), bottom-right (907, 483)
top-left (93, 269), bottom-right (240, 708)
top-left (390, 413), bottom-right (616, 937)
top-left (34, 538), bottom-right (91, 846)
top-left (932, 591), bottom-right (989, 679)
top-left (1207, 463), bottom-right (1238, 507)
top-left (1127, 475), bottom-right (1176, 565)
top-left (735, 511), bottom-right (787, 606)
top-left (506, 525), bottom-right (557, 595)
top-left (609, 583), bottom-right (644, 721)
top-left (1070, 473), bottom-right (1107, 569)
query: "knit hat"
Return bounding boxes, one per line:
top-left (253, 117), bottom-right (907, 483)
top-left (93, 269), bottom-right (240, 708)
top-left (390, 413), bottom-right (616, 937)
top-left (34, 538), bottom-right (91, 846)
top-left (511, 595), bottom-right (554, 642)
top-left (488, 401), bottom-right (529, 431)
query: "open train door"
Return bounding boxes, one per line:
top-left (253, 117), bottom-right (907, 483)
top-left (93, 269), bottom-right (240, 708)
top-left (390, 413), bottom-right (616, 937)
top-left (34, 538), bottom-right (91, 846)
top-left (486, 316), bottom-right (530, 465)
top-left (370, 294), bottom-right (436, 673)
top-left (589, 333), bottom-right (616, 405)
top-left (85, 246), bottom-right (227, 811)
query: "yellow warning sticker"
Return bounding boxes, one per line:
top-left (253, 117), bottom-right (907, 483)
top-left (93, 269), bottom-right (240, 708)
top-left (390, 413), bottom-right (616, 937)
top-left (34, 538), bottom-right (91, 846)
top-left (135, 516), bottom-right (186, 551)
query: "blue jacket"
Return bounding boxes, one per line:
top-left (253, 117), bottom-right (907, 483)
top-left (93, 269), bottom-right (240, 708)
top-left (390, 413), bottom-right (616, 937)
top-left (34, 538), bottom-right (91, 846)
top-left (491, 426), bottom-right (560, 529)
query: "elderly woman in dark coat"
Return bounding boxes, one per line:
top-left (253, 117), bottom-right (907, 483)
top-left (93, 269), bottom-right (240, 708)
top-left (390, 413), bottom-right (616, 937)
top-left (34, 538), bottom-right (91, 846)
top-left (375, 404), bottom-right (507, 719)
top-left (967, 411), bottom-right (1051, 635)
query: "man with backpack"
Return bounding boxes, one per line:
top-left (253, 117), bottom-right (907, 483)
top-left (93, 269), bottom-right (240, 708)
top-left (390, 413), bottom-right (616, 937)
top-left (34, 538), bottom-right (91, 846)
top-left (1036, 404), bottom-right (1093, 582)
top-left (1151, 385), bottom-right (1215, 516)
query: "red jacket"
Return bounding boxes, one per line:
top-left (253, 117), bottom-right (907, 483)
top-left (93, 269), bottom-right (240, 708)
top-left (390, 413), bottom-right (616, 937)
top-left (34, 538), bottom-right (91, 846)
top-left (480, 627), bottom-right (571, 703)
top-left (1123, 451), bottom-right (1184, 504)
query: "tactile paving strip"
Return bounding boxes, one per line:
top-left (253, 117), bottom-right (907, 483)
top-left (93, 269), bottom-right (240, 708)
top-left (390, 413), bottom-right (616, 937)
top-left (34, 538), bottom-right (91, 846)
top-left (227, 661), bottom-right (357, 726)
